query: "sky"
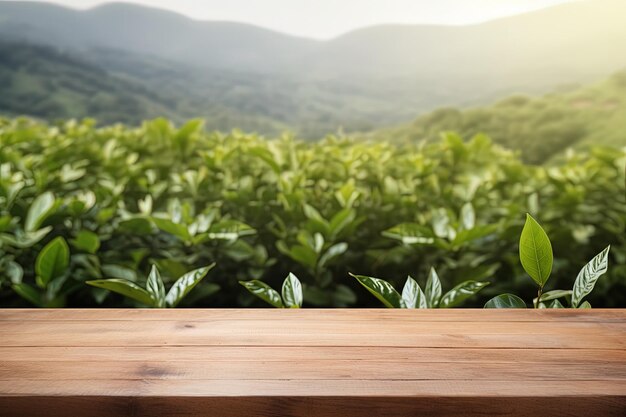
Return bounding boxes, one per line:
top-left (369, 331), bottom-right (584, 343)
top-left (24, 0), bottom-right (580, 39)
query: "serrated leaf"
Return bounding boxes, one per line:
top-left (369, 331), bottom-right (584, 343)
top-left (281, 273), bottom-right (303, 308)
top-left (165, 264), bottom-right (215, 308)
top-left (240, 280), bottom-right (283, 308)
top-left (519, 214), bottom-right (553, 288)
top-left (572, 246), bottom-right (610, 307)
top-left (146, 265), bottom-right (166, 307)
top-left (402, 275), bottom-right (427, 309)
top-left (425, 267), bottom-right (442, 308)
top-left (87, 279), bottom-right (154, 306)
top-left (349, 273), bottom-right (405, 308)
top-left (484, 294), bottom-right (527, 309)
top-left (35, 237), bottom-right (69, 288)
top-left (440, 280), bottom-right (489, 308)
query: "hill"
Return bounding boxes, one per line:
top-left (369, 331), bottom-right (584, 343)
top-left (0, 41), bottom-right (172, 124)
top-left (378, 71), bottom-right (626, 163)
top-left (1, 0), bottom-right (626, 137)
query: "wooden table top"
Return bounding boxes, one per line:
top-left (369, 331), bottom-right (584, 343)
top-left (0, 309), bottom-right (625, 417)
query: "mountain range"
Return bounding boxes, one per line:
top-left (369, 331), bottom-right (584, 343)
top-left (1, 0), bottom-right (625, 136)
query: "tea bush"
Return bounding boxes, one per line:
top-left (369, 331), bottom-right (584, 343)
top-left (1, 117), bottom-right (624, 307)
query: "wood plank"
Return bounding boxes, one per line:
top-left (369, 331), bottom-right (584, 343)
top-left (2, 346), bottom-right (624, 364)
top-left (1, 395), bottom-right (624, 417)
top-left (2, 360), bottom-right (625, 381)
top-left (1, 319), bottom-right (623, 348)
top-left (2, 379), bottom-right (626, 397)
top-left (0, 309), bottom-right (625, 416)
top-left (1, 308), bottom-right (625, 322)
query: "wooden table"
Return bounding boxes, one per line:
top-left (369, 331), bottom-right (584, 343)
top-left (0, 309), bottom-right (625, 416)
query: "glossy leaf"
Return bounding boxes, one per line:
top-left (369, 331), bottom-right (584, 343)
top-left (35, 237), bottom-right (69, 288)
top-left (165, 264), bottom-right (215, 307)
top-left (87, 279), bottom-right (154, 306)
top-left (548, 299), bottom-right (565, 308)
top-left (572, 246), bottom-right (610, 307)
top-left (25, 192), bottom-right (56, 232)
top-left (402, 276), bottom-right (427, 309)
top-left (519, 214), bottom-right (553, 287)
top-left (484, 294), bottom-right (527, 308)
top-left (440, 280), bottom-right (489, 308)
top-left (350, 273), bottom-right (405, 308)
top-left (146, 265), bottom-right (166, 307)
top-left (240, 280), bottom-right (284, 308)
top-left (533, 289), bottom-right (572, 305)
top-left (425, 267), bottom-right (442, 308)
top-left (281, 273), bottom-right (303, 308)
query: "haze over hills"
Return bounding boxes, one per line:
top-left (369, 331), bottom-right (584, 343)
top-left (378, 70), bottom-right (626, 163)
top-left (0, 0), bottom-right (625, 136)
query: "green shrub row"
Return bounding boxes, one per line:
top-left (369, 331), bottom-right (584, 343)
top-left (1, 117), bottom-right (624, 307)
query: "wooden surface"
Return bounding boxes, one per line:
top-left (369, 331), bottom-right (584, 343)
top-left (0, 309), bottom-right (625, 417)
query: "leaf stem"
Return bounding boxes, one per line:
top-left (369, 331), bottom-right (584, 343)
top-left (535, 287), bottom-right (543, 309)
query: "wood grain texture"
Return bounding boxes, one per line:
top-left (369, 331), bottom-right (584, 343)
top-left (0, 309), bottom-right (625, 417)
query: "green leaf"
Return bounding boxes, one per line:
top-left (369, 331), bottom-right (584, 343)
top-left (146, 265), bottom-right (166, 308)
top-left (440, 280), bottom-right (489, 308)
top-left (165, 264), bottom-right (215, 308)
top-left (548, 299), bottom-right (565, 308)
top-left (460, 202), bottom-right (475, 230)
top-left (484, 294), bottom-right (527, 309)
top-left (328, 208), bottom-right (356, 238)
top-left (402, 276), bottom-right (427, 309)
top-left (281, 273), bottom-right (303, 308)
top-left (71, 230), bottom-right (100, 254)
top-left (12, 283), bottom-right (42, 307)
top-left (35, 237), bottom-right (69, 288)
top-left (571, 246), bottom-right (610, 307)
top-left (533, 289), bottom-right (572, 305)
top-left (25, 192), bottom-right (56, 232)
top-left (578, 301), bottom-right (592, 309)
top-left (0, 227), bottom-right (52, 249)
top-left (152, 217), bottom-right (191, 241)
top-left (383, 223), bottom-right (435, 245)
top-left (239, 280), bottom-right (283, 308)
top-left (101, 264), bottom-right (137, 281)
top-left (519, 214), bottom-right (553, 288)
top-left (349, 273), bottom-right (405, 308)
top-left (318, 242), bottom-right (348, 269)
top-left (425, 267), bottom-right (442, 308)
top-left (208, 220), bottom-right (256, 240)
top-left (87, 279), bottom-right (154, 306)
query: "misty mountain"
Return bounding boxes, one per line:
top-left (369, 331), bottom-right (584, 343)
top-left (0, 1), bottom-right (318, 73)
top-left (377, 70), bottom-right (626, 163)
top-left (0, 0), bottom-right (626, 136)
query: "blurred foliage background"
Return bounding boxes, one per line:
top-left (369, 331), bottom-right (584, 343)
top-left (1, 118), bottom-right (624, 308)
